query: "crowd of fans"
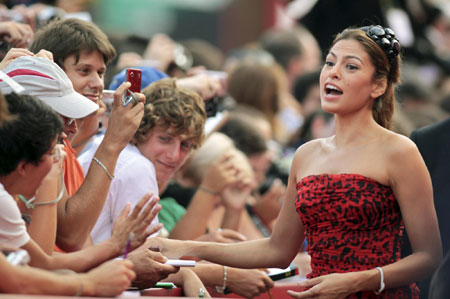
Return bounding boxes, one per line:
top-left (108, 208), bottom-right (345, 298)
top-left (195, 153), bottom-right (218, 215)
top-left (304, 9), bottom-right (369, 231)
top-left (0, 0), bottom-right (449, 298)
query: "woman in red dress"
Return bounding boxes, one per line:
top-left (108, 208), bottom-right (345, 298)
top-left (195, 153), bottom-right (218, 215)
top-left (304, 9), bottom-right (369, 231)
top-left (147, 25), bottom-right (442, 298)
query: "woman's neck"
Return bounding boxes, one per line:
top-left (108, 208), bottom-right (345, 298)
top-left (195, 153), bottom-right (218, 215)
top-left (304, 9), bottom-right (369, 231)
top-left (332, 111), bottom-right (380, 147)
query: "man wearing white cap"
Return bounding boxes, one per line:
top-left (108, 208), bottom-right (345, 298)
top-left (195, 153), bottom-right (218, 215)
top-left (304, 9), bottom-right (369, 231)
top-left (27, 18), bottom-right (152, 253)
top-left (0, 53), bottom-right (147, 254)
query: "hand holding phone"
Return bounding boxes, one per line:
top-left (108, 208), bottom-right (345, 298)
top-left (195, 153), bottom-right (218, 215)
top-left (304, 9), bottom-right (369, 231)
top-left (122, 68), bottom-right (142, 107)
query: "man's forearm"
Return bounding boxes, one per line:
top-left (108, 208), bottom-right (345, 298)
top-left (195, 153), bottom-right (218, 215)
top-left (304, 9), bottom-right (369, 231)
top-left (57, 141), bottom-right (121, 251)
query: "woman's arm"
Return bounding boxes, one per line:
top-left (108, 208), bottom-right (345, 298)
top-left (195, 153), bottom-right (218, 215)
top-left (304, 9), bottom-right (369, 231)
top-left (288, 137), bottom-right (443, 298)
top-left (380, 138), bottom-right (442, 286)
top-left (148, 150), bottom-right (306, 269)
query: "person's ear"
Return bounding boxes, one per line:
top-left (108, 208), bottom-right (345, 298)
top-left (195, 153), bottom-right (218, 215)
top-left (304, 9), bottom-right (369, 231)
top-left (16, 160), bottom-right (27, 176)
top-left (371, 78), bottom-right (387, 99)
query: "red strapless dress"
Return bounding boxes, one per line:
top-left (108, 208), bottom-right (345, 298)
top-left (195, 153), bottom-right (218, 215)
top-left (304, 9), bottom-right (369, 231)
top-left (295, 173), bottom-right (419, 298)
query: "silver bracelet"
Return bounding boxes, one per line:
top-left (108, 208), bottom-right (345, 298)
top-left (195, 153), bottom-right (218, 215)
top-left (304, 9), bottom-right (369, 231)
top-left (374, 266), bottom-right (385, 294)
top-left (215, 265), bottom-right (227, 293)
top-left (92, 157), bottom-right (114, 180)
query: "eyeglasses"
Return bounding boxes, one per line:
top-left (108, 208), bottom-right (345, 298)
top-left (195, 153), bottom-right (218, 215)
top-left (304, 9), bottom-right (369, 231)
top-left (60, 115), bottom-right (75, 126)
top-left (66, 118), bottom-right (75, 126)
top-left (360, 25), bottom-right (401, 63)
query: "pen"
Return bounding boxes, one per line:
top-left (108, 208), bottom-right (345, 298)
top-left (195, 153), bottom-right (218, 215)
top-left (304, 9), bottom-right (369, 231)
top-left (123, 232), bottom-right (134, 259)
top-left (267, 288), bottom-right (273, 299)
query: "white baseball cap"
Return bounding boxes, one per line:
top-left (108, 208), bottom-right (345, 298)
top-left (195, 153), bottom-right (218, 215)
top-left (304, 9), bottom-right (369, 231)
top-left (0, 56), bottom-right (99, 119)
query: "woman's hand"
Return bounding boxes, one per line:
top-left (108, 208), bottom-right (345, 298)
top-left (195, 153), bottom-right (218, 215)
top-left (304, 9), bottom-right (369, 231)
top-left (128, 245), bottom-right (179, 289)
top-left (287, 272), bottom-right (358, 299)
top-left (144, 237), bottom-right (186, 259)
top-left (110, 192), bottom-right (162, 254)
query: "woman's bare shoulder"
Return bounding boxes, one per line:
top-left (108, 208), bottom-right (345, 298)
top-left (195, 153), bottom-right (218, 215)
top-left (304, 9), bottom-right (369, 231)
top-left (294, 137), bottom-right (331, 159)
top-left (381, 130), bottom-right (418, 157)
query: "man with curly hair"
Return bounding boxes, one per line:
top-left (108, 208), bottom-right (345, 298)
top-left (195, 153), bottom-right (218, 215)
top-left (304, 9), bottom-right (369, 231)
top-left (79, 78), bottom-right (206, 245)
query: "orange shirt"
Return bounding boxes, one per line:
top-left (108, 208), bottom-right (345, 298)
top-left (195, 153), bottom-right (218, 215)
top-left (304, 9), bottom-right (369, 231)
top-left (62, 139), bottom-right (85, 197)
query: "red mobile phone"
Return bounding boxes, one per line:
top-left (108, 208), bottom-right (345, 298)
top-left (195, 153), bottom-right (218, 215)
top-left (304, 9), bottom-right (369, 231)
top-left (126, 68), bottom-right (142, 93)
top-left (123, 68), bottom-right (142, 106)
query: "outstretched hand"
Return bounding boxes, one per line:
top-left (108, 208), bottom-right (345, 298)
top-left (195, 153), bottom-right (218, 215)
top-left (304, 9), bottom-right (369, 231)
top-left (111, 192), bottom-right (162, 254)
top-left (144, 237), bottom-right (186, 259)
top-left (287, 272), bottom-right (357, 299)
top-left (128, 243), bottom-right (179, 289)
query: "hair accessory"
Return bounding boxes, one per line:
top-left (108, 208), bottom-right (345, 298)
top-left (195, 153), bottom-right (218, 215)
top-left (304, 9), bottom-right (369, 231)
top-left (360, 25), bottom-right (401, 65)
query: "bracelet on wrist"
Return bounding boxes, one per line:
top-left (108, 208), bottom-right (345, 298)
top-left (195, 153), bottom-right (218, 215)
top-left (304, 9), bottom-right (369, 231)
top-left (198, 186), bottom-right (219, 196)
top-left (215, 265), bottom-right (227, 293)
top-left (374, 266), bottom-right (385, 294)
top-left (92, 156), bottom-right (114, 180)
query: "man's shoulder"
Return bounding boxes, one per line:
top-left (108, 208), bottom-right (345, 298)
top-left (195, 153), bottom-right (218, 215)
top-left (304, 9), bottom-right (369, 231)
top-left (412, 118), bottom-right (450, 140)
top-left (115, 144), bottom-right (156, 176)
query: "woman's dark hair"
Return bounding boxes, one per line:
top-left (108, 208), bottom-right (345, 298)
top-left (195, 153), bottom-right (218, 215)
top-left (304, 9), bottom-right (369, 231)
top-left (331, 28), bottom-right (402, 129)
top-left (0, 93), bottom-right (63, 176)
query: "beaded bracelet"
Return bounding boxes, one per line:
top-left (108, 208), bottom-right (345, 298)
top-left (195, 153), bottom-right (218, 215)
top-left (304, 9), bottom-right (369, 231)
top-left (215, 265), bottom-right (227, 293)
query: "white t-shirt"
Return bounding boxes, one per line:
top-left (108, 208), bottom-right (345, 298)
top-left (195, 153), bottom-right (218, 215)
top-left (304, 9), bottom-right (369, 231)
top-left (0, 183), bottom-right (30, 247)
top-left (78, 136), bottom-right (160, 245)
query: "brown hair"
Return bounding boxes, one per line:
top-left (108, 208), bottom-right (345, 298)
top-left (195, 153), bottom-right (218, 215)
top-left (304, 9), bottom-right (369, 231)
top-left (227, 61), bottom-right (280, 126)
top-left (30, 18), bottom-right (116, 68)
top-left (331, 28), bottom-right (402, 129)
top-left (134, 78), bottom-right (206, 148)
